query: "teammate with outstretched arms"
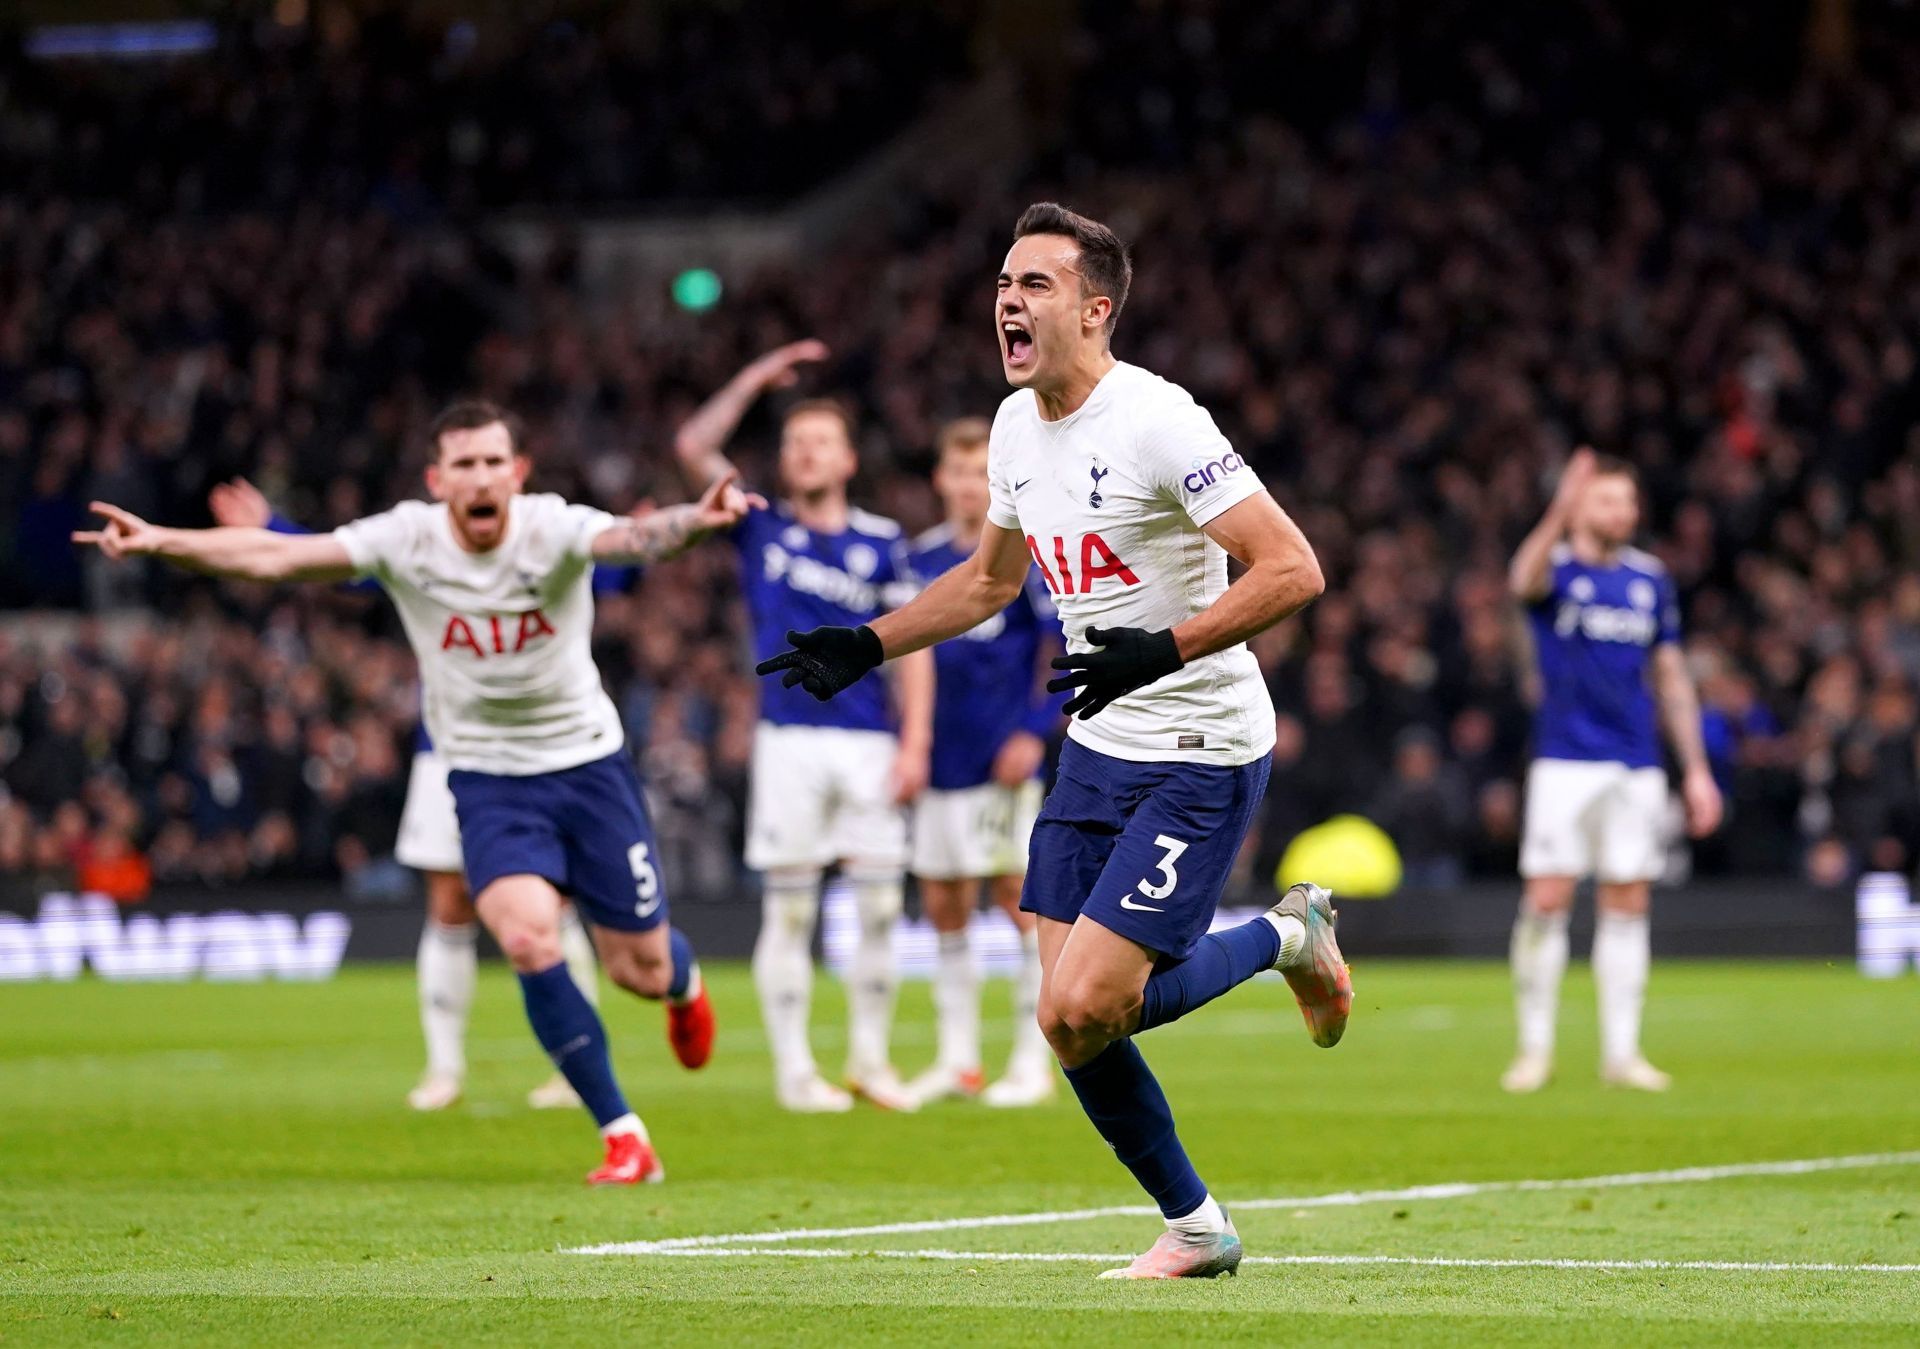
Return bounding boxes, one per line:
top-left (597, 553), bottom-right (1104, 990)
top-left (1505, 449), bottom-right (1723, 1094)
top-left (206, 476), bottom-right (603, 1115)
top-left (903, 417), bottom-right (1064, 1110)
top-left (758, 204), bottom-right (1352, 1279)
top-left (78, 402), bottom-right (734, 1184)
top-left (675, 347), bottom-right (935, 1113)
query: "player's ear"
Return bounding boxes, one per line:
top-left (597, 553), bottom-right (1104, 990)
top-left (425, 460), bottom-right (445, 501)
top-left (511, 454), bottom-right (531, 491)
top-left (1083, 295), bottom-right (1111, 338)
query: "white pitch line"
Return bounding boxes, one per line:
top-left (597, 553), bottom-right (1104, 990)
top-left (594, 1246), bottom-right (1920, 1274)
top-left (566, 1150), bottom-right (1920, 1257)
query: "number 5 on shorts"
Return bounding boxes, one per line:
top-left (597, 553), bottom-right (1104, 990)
top-left (1139, 834), bottom-right (1188, 900)
top-left (628, 841), bottom-right (662, 919)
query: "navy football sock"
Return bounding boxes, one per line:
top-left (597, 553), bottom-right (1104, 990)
top-left (1063, 1038), bottom-right (1207, 1219)
top-left (667, 927), bottom-right (695, 1001)
top-left (517, 961), bottom-right (630, 1127)
top-left (1136, 917), bottom-right (1281, 1033)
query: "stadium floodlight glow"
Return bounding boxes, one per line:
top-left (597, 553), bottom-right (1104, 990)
top-left (26, 21), bottom-right (217, 60)
top-left (671, 268), bottom-right (724, 312)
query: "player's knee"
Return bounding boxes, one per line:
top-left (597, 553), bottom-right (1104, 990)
top-left (425, 873), bottom-right (474, 927)
top-left (1048, 981), bottom-right (1131, 1043)
top-left (1523, 878), bottom-right (1576, 916)
top-left (495, 923), bottom-right (562, 972)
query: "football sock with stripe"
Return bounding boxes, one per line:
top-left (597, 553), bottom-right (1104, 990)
top-left (1511, 907), bottom-right (1570, 1059)
top-left (1063, 1038), bottom-right (1208, 1220)
top-left (933, 927), bottom-right (982, 1071)
top-left (1135, 916), bottom-right (1284, 1034)
top-left (1593, 910), bottom-right (1651, 1065)
top-left (754, 869), bottom-right (822, 1085)
top-left (416, 919), bottom-right (476, 1080)
top-left (516, 960), bottom-right (630, 1128)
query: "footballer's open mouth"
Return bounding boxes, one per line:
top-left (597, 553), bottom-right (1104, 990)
top-left (1002, 318), bottom-right (1034, 369)
top-left (466, 502), bottom-right (500, 522)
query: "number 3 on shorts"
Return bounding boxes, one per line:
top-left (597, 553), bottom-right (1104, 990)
top-left (628, 841), bottom-right (662, 918)
top-left (1138, 834), bottom-right (1188, 900)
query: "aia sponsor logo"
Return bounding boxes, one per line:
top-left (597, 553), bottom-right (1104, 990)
top-left (440, 609), bottom-right (556, 658)
top-left (1183, 451), bottom-right (1244, 492)
top-left (1025, 533), bottom-right (1140, 596)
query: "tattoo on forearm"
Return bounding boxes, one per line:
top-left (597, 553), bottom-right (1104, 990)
top-left (602, 505), bottom-right (703, 562)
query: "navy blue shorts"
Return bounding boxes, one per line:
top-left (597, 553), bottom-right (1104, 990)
top-left (1021, 739), bottom-right (1271, 960)
top-left (448, 751), bottom-right (668, 933)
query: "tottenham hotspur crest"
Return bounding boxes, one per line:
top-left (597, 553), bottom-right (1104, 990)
top-left (1088, 459), bottom-right (1109, 509)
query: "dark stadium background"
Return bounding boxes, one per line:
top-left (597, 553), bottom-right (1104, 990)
top-left (4, 0), bottom-right (1917, 960)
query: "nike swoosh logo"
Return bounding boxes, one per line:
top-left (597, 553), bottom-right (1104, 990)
top-left (1117, 895), bottom-right (1163, 913)
top-left (1014, 478), bottom-right (1032, 491)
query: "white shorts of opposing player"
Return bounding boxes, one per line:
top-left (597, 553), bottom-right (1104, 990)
top-left (747, 723), bottom-right (910, 1111)
top-left (399, 750), bottom-right (596, 1113)
top-left (1509, 758), bottom-right (1672, 1093)
top-left (908, 781), bottom-right (1053, 1109)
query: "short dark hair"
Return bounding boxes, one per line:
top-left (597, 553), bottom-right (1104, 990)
top-left (782, 398), bottom-right (856, 441)
top-left (1590, 453), bottom-right (1639, 486)
top-left (1013, 202), bottom-right (1132, 337)
top-left (428, 400), bottom-right (522, 458)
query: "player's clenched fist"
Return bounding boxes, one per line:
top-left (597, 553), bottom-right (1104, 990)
top-left (755, 625), bottom-right (884, 701)
top-left (1046, 625), bottom-right (1185, 721)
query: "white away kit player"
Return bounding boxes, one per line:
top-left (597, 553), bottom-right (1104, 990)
top-left (674, 348), bottom-right (934, 1113)
top-left (83, 402), bottom-right (738, 1185)
top-left (206, 476), bottom-right (599, 1114)
top-left (758, 204), bottom-right (1350, 1279)
top-left (1507, 449), bottom-right (1723, 1093)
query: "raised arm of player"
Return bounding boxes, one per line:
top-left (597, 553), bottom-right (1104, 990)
top-left (1652, 644), bottom-right (1724, 838)
top-left (591, 472), bottom-right (766, 564)
top-left (672, 340), bottom-right (830, 487)
top-left (74, 502), bottom-right (356, 582)
top-left (755, 521), bottom-right (1032, 700)
top-left (1510, 447), bottom-right (1596, 602)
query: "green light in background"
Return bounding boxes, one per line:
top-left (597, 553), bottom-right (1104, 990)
top-left (672, 268), bottom-right (723, 312)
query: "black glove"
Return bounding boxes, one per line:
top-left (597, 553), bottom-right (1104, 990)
top-left (755, 625), bottom-right (884, 701)
top-left (1046, 626), bottom-right (1184, 721)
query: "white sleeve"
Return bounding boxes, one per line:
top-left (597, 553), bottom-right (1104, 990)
top-left (986, 417), bottom-right (1020, 531)
top-left (331, 507), bottom-right (412, 580)
top-left (1135, 390), bottom-right (1263, 528)
top-left (556, 500), bottom-right (617, 561)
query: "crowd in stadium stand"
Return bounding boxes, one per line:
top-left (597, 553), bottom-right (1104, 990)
top-left (5, 2), bottom-right (1920, 899)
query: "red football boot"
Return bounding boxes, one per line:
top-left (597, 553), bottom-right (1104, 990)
top-left (666, 982), bottom-right (715, 1069)
top-left (587, 1131), bottom-right (665, 1186)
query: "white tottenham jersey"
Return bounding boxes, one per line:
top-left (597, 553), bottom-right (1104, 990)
top-left (334, 493), bottom-right (624, 776)
top-left (986, 361), bottom-right (1277, 765)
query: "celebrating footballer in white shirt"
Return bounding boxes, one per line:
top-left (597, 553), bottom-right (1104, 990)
top-left (758, 203), bottom-right (1351, 1279)
top-left (77, 401), bottom-right (747, 1186)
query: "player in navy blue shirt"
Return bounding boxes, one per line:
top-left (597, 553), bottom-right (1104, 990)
top-left (674, 341), bottom-right (934, 1114)
top-left (900, 418), bottom-right (1065, 1109)
top-left (207, 476), bottom-right (603, 1116)
top-left (1507, 449), bottom-right (1722, 1095)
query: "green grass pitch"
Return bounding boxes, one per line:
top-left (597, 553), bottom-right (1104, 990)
top-left (3, 957), bottom-right (1918, 1345)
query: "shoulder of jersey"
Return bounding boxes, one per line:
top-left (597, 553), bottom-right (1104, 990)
top-left (846, 506), bottom-right (903, 539)
top-left (912, 521), bottom-right (956, 554)
top-left (1618, 545), bottom-right (1668, 576)
top-left (378, 498), bottom-right (443, 528)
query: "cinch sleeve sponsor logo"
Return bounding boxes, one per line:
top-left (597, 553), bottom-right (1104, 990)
top-left (1183, 451), bottom-right (1245, 492)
